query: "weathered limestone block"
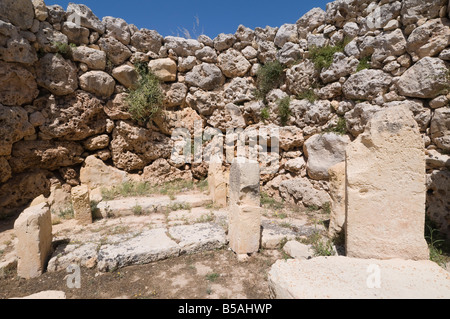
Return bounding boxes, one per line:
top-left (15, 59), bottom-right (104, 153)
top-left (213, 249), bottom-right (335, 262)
top-left (328, 162), bottom-right (346, 239)
top-left (228, 158), bottom-right (261, 255)
top-left (112, 65), bottom-right (139, 89)
top-left (14, 203), bottom-right (53, 279)
top-left (229, 158), bottom-right (261, 207)
top-left (207, 161), bottom-right (229, 207)
top-left (148, 58), bottom-right (177, 82)
top-left (345, 105), bottom-right (429, 260)
top-left (269, 257), bottom-right (450, 299)
top-left (0, 62), bottom-right (38, 106)
top-left (80, 155), bottom-right (129, 189)
top-left (304, 133), bottom-right (350, 181)
top-left (71, 185), bottom-right (92, 225)
top-left (228, 205), bottom-right (262, 255)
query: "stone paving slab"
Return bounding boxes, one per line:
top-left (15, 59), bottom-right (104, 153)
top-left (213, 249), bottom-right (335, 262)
top-left (97, 228), bottom-right (180, 272)
top-left (97, 194), bottom-right (212, 217)
top-left (261, 220), bottom-right (319, 249)
top-left (269, 256), bottom-right (450, 299)
top-left (169, 222), bottom-right (227, 255)
top-left (48, 222), bottom-right (228, 273)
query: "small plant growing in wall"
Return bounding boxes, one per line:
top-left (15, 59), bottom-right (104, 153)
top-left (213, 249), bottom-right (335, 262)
top-left (254, 60), bottom-right (285, 102)
top-left (325, 116), bottom-right (348, 135)
top-left (126, 62), bottom-right (164, 122)
top-left (260, 107), bottom-right (270, 122)
top-left (52, 41), bottom-right (76, 59)
top-left (356, 55), bottom-right (372, 72)
top-left (277, 96), bottom-right (291, 126)
top-left (297, 88), bottom-right (318, 103)
top-left (308, 38), bottom-right (350, 70)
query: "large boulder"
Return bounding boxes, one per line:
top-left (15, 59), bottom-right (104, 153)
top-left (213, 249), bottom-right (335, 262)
top-left (371, 28), bottom-right (407, 63)
top-left (36, 53), bottom-right (78, 96)
top-left (164, 36), bottom-right (203, 56)
top-left (66, 3), bottom-right (105, 34)
top-left (304, 133), bottom-right (350, 181)
top-left (79, 71), bottom-right (116, 98)
top-left (72, 46), bottom-right (107, 70)
top-left (185, 63), bottom-right (225, 91)
top-left (296, 7), bottom-right (326, 37)
top-left (320, 53), bottom-right (359, 84)
top-left (80, 155), bottom-right (129, 189)
top-left (0, 171), bottom-right (50, 216)
top-left (163, 83), bottom-right (188, 108)
top-left (343, 69), bottom-right (392, 100)
top-left (98, 36), bottom-right (132, 65)
top-left (148, 58), bottom-right (177, 82)
top-left (36, 21), bottom-right (68, 53)
top-left (213, 33), bottom-right (236, 52)
top-left (130, 29), bottom-right (163, 54)
top-left (0, 105), bottom-right (34, 156)
top-left (286, 60), bottom-right (318, 96)
top-left (0, 62), bottom-right (38, 106)
top-left (112, 65), bottom-right (139, 89)
top-left (406, 18), bottom-right (450, 62)
top-left (0, 157), bottom-right (11, 183)
top-left (426, 170), bottom-right (450, 239)
top-left (396, 57), bottom-right (449, 99)
top-left (217, 49), bottom-right (251, 78)
top-left (142, 158), bottom-right (192, 185)
top-left (344, 102), bottom-right (381, 138)
top-left (38, 92), bottom-right (107, 141)
top-left (9, 140), bottom-right (84, 174)
top-left (61, 22), bottom-right (90, 46)
top-left (103, 16), bottom-right (131, 45)
top-left (110, 120), bottom-right (173, 172)
top-left (430, 107), bottom-right (450, 152)
top-left (0, 23), bottom-right (37, 65)
top-left (274, 24), bottom-right (298, 48)
top-left (0, 0), bottom-right (35, 30)
top-left (346, 105), bottom-right (429, 260)
top-left (153, 107), bottom-right (202, 136)
top-left (185, 89), bottom-right (225, 116)
top-left (401, 0), bottom-right (448, 25)
top-left (279, 177), bottom-right (330, 208)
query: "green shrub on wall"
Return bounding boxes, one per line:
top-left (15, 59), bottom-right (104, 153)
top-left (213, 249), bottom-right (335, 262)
top-left (255, 60), bottom-right (285, 101)
top-left (126, 62), bottom-right (164, 122)
top-left (278, 96), bottom-right (291, 126)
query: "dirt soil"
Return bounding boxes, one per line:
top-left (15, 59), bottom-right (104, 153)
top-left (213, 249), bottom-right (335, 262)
top-left (0, 248), bottom-right (283, 299)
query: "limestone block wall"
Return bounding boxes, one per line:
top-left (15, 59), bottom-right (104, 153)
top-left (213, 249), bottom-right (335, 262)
top-left (0, 0), bottom-right (449, 237)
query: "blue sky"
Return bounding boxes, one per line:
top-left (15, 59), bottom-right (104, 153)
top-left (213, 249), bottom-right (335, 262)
top-left (45, 0), bottom-right (330, 39)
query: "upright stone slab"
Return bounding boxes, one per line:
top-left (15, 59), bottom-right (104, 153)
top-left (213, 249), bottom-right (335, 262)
top-left (14, 203), bottom-right (53, 279)
top-left (207, 161), bottom-right (228, 207)
top-left (229, 157), bottom-right (261, 207)
top-left (228, 157), bottom-right (261, 255)
top-left (328, 162), bottom-right (346, 239)
top-left (71, 185), bottom-right (92, 225)
top-left (345, 105), bottom-right (429, 260)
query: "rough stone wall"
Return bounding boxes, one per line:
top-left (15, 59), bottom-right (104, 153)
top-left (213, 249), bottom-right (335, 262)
top-left (0, 0), bottom-right (449, 237)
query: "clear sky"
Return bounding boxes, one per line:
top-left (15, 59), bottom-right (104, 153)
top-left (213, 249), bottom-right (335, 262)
top-left (45, 0), bottom-right (331, 39)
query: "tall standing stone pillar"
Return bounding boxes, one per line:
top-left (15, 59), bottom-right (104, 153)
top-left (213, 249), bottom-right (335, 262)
top-left (345, 105), bottom-right (429, 260)
top-left (14, 202), bottom-right (53, 279)
top-left (208, 161), bottom-right (229, 207)
top-left (228, 157), bottom-right (261, 255)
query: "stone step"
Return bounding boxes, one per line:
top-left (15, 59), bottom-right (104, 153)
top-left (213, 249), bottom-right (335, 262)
top-left (96, 193), bottom-right (212, 218)
top-left (268, 256), bottom-right (450, 299)
top-left (48, 222), bottom-right (227, 273)
top-left (261, 220), bottom-right (321, 249)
